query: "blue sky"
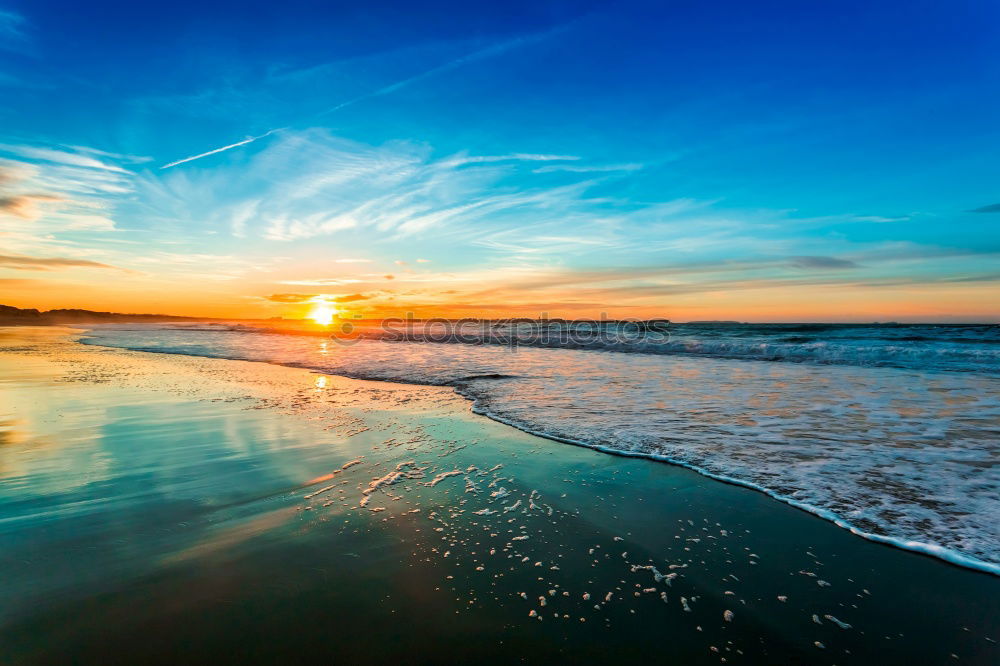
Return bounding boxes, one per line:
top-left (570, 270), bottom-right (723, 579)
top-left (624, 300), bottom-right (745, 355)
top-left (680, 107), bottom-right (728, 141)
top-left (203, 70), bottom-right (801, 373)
top-left (1, 0), bottom-right (998, 320)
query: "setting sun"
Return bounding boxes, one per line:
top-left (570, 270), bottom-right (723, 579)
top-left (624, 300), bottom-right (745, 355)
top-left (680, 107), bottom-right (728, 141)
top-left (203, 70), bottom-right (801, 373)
top-left (308, 303), bottom-right (337, 326)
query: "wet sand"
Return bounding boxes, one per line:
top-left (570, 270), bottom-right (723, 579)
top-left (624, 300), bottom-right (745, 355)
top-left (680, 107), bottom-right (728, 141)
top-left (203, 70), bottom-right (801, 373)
top-left (0, 327), bottom-right (997, 664)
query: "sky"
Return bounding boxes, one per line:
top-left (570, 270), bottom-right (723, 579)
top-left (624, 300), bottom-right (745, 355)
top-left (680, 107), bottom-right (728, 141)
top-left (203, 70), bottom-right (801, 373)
top-left (0, 0), bottom-right (998, 322)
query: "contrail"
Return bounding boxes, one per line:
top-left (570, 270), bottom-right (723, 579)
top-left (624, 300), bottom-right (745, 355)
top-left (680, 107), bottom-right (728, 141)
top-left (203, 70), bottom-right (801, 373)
top-left (159, 24), bottom-right (569, 169)
top-left (318, 32), bottom-right (545, 117)
top-left (160, 129), bottom-right (283, 169)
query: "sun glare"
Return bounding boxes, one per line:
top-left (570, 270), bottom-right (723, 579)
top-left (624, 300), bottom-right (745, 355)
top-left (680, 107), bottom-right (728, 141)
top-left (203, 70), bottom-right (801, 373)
top-left (309, 303), bottom-right (337, 326)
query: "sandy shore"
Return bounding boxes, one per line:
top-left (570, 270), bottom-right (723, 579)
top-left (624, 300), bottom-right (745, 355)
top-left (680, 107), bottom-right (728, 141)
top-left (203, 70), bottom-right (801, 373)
top-left (1, 327), bottom-right (997, 664)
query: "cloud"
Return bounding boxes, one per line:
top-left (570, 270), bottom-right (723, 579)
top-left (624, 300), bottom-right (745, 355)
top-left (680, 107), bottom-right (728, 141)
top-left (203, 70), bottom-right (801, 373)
top-left (279, 278), bottom-right (363, 286)
top-left (266, 293), bottom-right (314, 303)
top-left (158, 23), bottom-right (569, 171)
top-left (0, 9), bottom-right (29, 53)
top-left (0, 254), bottom-right (128, 271)
top-left (0, 144), bottom-right (138, 232)
top-left (0, 193), bottom-right (63, 219)
top-left (849, 215), bottom-right (911, 223)
top-left (317, 26), bottom-right (567, 118)
top-left (66, 146), bottom-right (152, 164)
top-left (266, 291), bottom-right (372, 304)
top-left (441, 153), bottom-right (580, 167)
top-left (0, 163), bottom-right (30, 184)
top-left (968, 203), bottom-right (1000, 214)
top-left (0, 144), bottom-right (129, 172)
top-left (788, 256), bottom-right (858, 269)
top-left (141, 128), bottom-right (640, 244)
top-left (333, 293), bottom-right (371, 303)
top-left (123, 126), bottom-right (995, 313)
top-left (533, 163), bottom-right (643, 174)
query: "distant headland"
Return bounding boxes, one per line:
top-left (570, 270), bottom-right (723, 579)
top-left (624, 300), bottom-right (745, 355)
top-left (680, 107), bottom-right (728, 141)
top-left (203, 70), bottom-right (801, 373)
top-left (0, 304), bottom-right (203, 325)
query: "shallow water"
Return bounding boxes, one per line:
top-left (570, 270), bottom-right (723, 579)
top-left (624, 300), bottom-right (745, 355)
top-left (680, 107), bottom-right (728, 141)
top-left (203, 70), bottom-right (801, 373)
top-left (81, 322), bottom-right (1000, 571)
top-left (1, 331), bottom-right (998, 664)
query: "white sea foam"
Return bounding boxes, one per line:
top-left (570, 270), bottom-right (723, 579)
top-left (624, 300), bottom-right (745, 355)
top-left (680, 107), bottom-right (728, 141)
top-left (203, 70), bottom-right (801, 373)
top-left (360, 461), bottom-right (425, 507)
top-left (423, 469), bottom-right (463, 487)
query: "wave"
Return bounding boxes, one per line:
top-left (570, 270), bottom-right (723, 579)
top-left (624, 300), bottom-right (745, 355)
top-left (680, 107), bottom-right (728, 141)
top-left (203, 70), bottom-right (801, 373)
top-left (356, 330), bottom-right (999, 374)
top-left (93, 321), bottom-right (1000, 373)
top-left (464, 398), bottom-right (1000, 577)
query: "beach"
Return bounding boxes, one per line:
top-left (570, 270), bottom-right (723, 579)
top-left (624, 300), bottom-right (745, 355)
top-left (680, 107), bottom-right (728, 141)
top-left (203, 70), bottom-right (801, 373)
top-left (1, 327), bottom-right (997, 664)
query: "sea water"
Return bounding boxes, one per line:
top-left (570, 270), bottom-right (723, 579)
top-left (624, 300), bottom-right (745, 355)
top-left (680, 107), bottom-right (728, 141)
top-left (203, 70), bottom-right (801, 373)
top-left (81, 322), bottom-right (1000, 572)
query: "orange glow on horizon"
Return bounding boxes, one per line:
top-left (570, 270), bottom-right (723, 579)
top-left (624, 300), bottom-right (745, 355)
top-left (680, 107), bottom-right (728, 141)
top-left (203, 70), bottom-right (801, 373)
top-left (2, 274), bottom-right (998, 324)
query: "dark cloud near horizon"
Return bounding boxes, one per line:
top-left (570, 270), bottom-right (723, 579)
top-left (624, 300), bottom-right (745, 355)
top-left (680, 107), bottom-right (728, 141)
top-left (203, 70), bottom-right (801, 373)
top-left (968, 203), bottom-right (1000, 213)
top-left (334, 293), bottom-right (371, 303)
top-left (266, 293), bottom-right (313, 303)
top-left (266, 292), bottom-right (373, 303)
top-left (789, 256), bottom-right (858, 269)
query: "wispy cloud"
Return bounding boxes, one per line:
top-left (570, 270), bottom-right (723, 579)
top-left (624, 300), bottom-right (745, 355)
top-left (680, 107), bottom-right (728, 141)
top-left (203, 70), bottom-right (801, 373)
top-left (0, 144), bottom-right (130, 172)
top-left (0, 253), bottom-right (129, 272)
top-left (0, 193), bottom-right (63, 219)
top-left (135, 128), bottom-right (934, 276)
top-left (0, 9), bottom-right (29, 53)
top-left (116, 125), bottom-right (999, 317)
top-left (0, 144), bottom-right (138, 232)
top-left (156, 24), bottom-right (567, 171)
top-left (441, 153), bottom-right (580, 167)
top-left (279, 278), bottom-right (363, 286)
top-left (140, 129), bottom-right (622, 243)
top-left (317, 27), bottom-right (566, 118)
top-left (533, 163), bottom-right (643, 174)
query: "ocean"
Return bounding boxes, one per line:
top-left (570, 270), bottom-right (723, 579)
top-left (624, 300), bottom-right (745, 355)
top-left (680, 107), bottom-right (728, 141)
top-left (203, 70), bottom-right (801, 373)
top-left (80, 321), bottom-right (1000, 573)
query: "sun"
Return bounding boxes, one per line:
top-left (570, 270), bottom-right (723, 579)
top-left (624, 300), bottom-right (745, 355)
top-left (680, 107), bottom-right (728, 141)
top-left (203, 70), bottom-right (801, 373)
top-left (308, 303), bottom-right (338, 326)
